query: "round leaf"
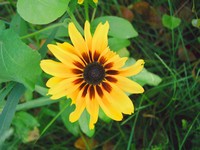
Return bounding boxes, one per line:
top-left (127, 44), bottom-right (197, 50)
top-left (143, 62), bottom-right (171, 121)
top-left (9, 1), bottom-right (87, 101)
top-left (17, 0), bottom-right (69, 24)
top-left (92, 16), bottom-right (138, 39)
top-left (191, 19), bottom-right (200, 28)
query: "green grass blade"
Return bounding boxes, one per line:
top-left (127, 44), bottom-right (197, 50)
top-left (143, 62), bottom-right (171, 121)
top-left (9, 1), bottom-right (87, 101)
top-left (127, 96), bottom-right (144, 150)
top-left (0, 82), bottom-right (15, 103)
top-left (0, 83), bottom-right (25, 146)
top-left (179, 112), bottom-right (200, 150)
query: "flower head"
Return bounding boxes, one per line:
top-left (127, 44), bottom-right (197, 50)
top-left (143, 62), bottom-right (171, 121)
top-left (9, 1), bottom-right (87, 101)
top-left (40, 21), bottom-right (144, 129)
top-left (78, 0), bottom-right (98, 4)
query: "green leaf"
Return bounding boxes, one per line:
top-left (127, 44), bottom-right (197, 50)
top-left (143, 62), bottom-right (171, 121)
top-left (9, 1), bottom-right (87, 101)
top-left (92, 16), bottom-right (138, 39)
top-left (12, 111), bottom-right (40, 143)
top-left (162, 14), bottom-right (181, 30)
top-left (79, 110), bottom-right (95, 137)
top-left (109, 38), bottom-right (130, 52)
top-left (126, 58), bottom-right (162, 86)
top-left (191, 19), bottom-right (200, 28)
top-left (38, 24), bottom-right (69, 39)
top-left (17, 0), bottom-right (70, 24)
top-left (0, 83), bottom-right (25, 146)
top-left (59, 99), bottom-right (80, 136)
top-left (117, 47), bottom-right (130, 57)
top-left (0, 20), bottom-right (5, 31)
top-left (99, 108), bottom-right (111, 123)
top-left (10, 13), bottom-right (28, 36)
top-left (0, 29), bottom-right (41, 90)
top-left (68, 0), bottom-right (78, 12)
top-left (0, 82), bottom-right (15, 104)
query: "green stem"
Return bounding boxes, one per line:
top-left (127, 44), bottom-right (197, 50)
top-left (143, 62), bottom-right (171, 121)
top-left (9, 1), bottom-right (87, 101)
top-left (20, 23), bottom-right (64, 40)
top-left (127, 96), bottom-right (144, 150)
top-left (91, 8), bottom-right (97, 22)
top-left (84, 1), bottom-right (89, 21)
top-left (16, 97), bottom-right (58, 111)
top-left (40, 100), bottom-right (70, 136)
top-left (167, 0), bottom-right (175, 67)
top-left (66, 6), bottom-right (84, 34)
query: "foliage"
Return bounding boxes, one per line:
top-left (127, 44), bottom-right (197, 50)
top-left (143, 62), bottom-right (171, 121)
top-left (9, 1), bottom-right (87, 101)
top-left (0, 0), bottom-right (199, 149)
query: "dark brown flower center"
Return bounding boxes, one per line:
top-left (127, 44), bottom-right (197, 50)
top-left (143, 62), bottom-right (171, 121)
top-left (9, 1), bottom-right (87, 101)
top-left (83, 62), bottom-right (105, 85)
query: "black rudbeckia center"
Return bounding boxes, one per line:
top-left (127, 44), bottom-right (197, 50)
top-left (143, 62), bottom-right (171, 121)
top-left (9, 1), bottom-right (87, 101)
top-left (83, 62), bottom-right (105, 85)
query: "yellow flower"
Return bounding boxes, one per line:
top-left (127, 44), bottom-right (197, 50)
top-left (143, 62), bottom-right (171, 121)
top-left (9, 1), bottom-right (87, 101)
top-left (78, 0), bottom-right (98, 4)
top-left (40, 21), bottom-right (144, 129)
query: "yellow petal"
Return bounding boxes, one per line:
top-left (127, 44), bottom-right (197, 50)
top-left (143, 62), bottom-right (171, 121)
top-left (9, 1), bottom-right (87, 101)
top-left (48, 77), bottom-right (77, 95)
top-left (68, 87), bottom-right (80, 104)
top-left (93, 0), bottom-right (98, 3)
top-left (103, 82), bottom-right (134, 114)
top-left (65, 83), bottom-right (82, 99)
top-left (68, 22), bottom-right (88, 54)
top-left (85, 91), bottom-right (99, 129)
top-left (69, 90), bottom-right (86, 122)
top-left (113, 57), bottom-right (128, 69)
top-left (104, 53), bottom-right (126, 68)
top-left (56, 42), bottom-right (81, 56)
top-left (115, 75), bottom-right (144, 93)
top-left (84, 21), bottom-right (92, 51)
top-left (46, 77), bottom-right (64, 87)
top-left (47, 44), bottom-right (83, 67)
top-left (78, 0), bottom-right (84, 4)
top-left (119, 59), bottom-right (145, 77)
top-left (92, 21), bottom-right (109, 54)
top-left (50, 90), bottom-right (67, 99)
top-left (95, 87), bottom-right (123, 121)
top-left (40, 60), bottom-right (72, 77)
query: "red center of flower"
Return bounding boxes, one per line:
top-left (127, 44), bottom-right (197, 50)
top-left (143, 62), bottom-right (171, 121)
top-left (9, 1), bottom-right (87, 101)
top-left (83, 62), bottom-right (105, 85)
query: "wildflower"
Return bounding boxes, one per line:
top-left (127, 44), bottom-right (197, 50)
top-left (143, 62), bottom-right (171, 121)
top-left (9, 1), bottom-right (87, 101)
top-left (40, 21), bottom-right (144, 129)
top-left (78, 0), bottom-right (98, 4)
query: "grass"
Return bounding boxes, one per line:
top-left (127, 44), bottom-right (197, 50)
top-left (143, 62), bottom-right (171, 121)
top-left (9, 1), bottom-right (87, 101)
top-left (0, 0), bottom-right (200, 149)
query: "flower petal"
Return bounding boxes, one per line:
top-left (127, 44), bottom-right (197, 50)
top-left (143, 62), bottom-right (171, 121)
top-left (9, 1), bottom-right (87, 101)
top-left (46, 77), bottom-right (64, 87)
top-left (56, 42), bottom-right (80, 56)
top-left (119, 59), bottom-right (145, 76)
top-left (95, 87), bottom-right (123, 121)
top-left (68, 22), bottom-right (88, 54)
top-left (69, 89), bottom-right (86, 122)
top-left (112, 57), bottom-right (128, 69)
top-left (48, 77), bottom-right (76, 95)
top-left (47, 44), bottom-right (83, 67)
top-left (85, 93), bottom-right (99, 129)
top-left (115, 75), bottom-right (144, 93)
top-left (103, 82), bottom-right (134, 114)
top-left (92, 21), bottom-right (109, 53)
top-left (84, 21), bottom-right (92, 51)
top-left (50, 90), bottom-right (67, 99)
top-left (40, 60), bottom-right (72, 77)
top-left (104, 53), bottom-right (127, 69)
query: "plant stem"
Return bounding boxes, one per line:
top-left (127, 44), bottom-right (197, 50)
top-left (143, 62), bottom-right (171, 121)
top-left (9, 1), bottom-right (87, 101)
top-left (84, 1), bottom-right (89, 21)
top-left (20, 23), bottom-right (64, 40)
top-left (66, 6), bottom-right (84, 34)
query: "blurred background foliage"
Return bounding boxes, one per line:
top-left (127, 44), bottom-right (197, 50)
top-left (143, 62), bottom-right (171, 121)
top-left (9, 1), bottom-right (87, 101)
top-left (0, 0), bottom-right (200, 149)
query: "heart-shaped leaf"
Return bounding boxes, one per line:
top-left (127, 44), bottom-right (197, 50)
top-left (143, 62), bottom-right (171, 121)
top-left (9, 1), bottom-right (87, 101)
top-left (162, 14), bottom-right (181, 30)
top-left (0, 29), bottom-right (41, 90)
